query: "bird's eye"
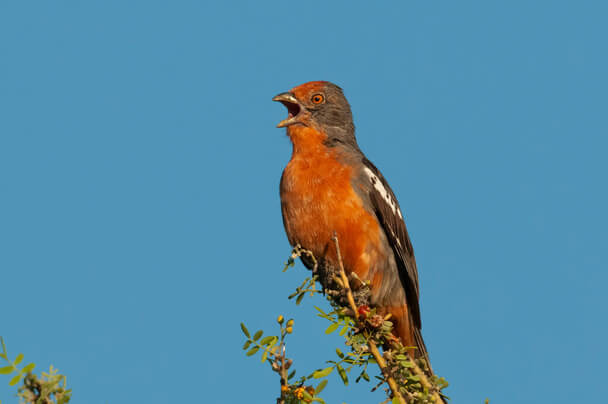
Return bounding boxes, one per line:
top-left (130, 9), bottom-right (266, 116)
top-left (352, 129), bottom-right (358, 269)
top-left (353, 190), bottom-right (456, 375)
top-left (311, 94), bottom-right (324, 104)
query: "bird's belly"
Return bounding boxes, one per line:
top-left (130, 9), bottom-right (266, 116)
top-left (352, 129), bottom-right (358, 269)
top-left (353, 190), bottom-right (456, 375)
top-left (281, 162), bottom-right (382, 281)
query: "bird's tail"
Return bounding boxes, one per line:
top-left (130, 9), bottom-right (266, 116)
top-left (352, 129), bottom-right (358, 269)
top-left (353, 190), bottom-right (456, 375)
top-left (413, 327), bottom-right (433, 374)
top-left (391, 307), bottom-right (426, 361)
top-left (393, 310), bottom-right (432, 371)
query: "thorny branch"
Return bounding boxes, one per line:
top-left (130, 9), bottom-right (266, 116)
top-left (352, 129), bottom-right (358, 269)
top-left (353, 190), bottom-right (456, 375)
top-left (242, 237), bottom-right (449, 404)
top-left (332, 235), bottom-right (407, 404)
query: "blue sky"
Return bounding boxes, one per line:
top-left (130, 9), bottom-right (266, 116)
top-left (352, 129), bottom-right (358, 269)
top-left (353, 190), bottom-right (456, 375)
top-left (1, 1), bottom-right (606, 403)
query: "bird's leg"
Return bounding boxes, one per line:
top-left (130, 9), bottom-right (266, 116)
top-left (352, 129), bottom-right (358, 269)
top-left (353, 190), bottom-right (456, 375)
top-left (347, 273), bottom-right (371, 308)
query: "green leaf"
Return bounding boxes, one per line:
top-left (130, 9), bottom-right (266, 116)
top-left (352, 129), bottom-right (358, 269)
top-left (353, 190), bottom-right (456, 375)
top-left (296, 292), bottom-right (305, 305)
top-left (8, 374), bottom-right (21, 386)
top-left (312, 367), bottom-right (334, 379)
top-left (335, 348), bottom-right (344, 359)
top-left (261, 350), bottom-right (268, 363)
top-left (315, 379), bottom-right (328, 394)
top-left (336, 364), bottom-right (348, 386)
top-left (259, 336), bottom-right (274, 345)
top-left (21, 363), bottom-right (35, 374)
top-left (314, 306), bottom-right (327, 315)
top-left (302, 389), bottom-right (314, 401)
top-left (13, 353), bottom-right (23, 366)
top-left (246, 346), bottom-right (260, 356)
top-left (287, 369), bottom-right (296, 380)
top-left (240, 323), bottom-right (251, 338)
top-left (392, 397), bottom-right (400, 404)
top-left (253, 330), bottom-right (263, 341)
top-left (361, 371), bottom-right (370, 382)
top-left (0, 366), bottom-right (13, 375)
top-left (339, 325), bottom-right (349, 336)
top-left (243, 340), bottom-right (252, 350)
top-left (325, 323), bottom-right (340, 334)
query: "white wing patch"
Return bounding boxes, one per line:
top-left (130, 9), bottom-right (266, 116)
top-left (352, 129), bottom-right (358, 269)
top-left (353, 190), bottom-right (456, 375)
top-left (363, 167), bottom-right (403, 219)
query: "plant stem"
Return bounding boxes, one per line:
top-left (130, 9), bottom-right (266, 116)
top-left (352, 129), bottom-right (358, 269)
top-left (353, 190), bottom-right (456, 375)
top-left (332, 235), bottom-right (407, 404)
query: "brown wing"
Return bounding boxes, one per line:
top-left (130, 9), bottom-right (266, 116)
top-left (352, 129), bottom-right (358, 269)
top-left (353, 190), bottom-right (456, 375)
top-left (362, 158), bottom-right (421, 330)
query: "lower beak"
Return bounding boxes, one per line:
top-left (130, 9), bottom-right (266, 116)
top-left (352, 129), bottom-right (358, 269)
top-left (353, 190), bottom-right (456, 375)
top-left (276, 117), bottom-right (296, 128)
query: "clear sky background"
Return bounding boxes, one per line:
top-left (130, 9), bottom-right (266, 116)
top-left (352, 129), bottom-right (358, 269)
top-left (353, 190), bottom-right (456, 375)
top-left (1, 1), bottom-right (606, 403)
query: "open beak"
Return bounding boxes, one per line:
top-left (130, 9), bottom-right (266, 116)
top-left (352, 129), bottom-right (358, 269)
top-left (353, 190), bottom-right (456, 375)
top-left (272, 92), bottom-right (302, 128)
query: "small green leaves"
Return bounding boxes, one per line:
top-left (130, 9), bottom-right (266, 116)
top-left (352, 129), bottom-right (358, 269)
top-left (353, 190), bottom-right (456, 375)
top-left (356, 370), bottom-right (370, 383)
top-left (302, 389), bottom-right (314, 401)
top-left (240, 323), bottom-right (250, 338)
top-left (259, 336), bottom-right (274, 345)
top-left (246, 346), bottom-right (260, 357)
top-left (0, 338), bottom-right (70, 404)
top-left (238, 247), bottom-right (451, 404)
top-left (394, 354), bottom-right (414, 368)
top-left (312, 367), bottom-right (334, 378)
top-left (8, 374), bottom-right (21, 386)
top-left (315, 379), bottom-right (328, 394)
top-left (325, 323), bottom-right (340, 334)
top-left (22, 363), bottom-right (35, 374)
top-left (288, 274), bottom-right (320, 303)
top-left (0, 338), bottom-right (39, 393)
top-left (0, 366), bottom-right (13, 375)
top-left (434, 376), bottom-right (449, 389)
top-left (336, 364), bottom-right (348, 385)
top-left (13, 354), bottom-right (23, 367)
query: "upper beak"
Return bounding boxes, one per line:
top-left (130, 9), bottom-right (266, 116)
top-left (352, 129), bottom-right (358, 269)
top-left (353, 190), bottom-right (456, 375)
top-left (272, 92), bottom-right (302, 128)
top-left (272, 92), bottom-right (298, 104)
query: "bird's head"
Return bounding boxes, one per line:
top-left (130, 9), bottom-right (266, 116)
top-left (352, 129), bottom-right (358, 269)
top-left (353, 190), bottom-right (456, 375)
top-left (273, 81), bottom-right (356, 146)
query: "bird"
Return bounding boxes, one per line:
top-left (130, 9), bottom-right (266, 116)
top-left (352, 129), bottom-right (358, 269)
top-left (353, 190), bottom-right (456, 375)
top-left (273, 81), bottom-right (432, 366)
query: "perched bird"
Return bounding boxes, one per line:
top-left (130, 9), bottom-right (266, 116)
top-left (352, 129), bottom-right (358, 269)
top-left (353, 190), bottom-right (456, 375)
top-left (274, 81), bottom-right (430, 364)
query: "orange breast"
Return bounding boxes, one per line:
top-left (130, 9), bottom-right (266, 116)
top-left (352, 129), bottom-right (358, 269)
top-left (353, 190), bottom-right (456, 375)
top-left (280, 126), bottom-right (382, 282)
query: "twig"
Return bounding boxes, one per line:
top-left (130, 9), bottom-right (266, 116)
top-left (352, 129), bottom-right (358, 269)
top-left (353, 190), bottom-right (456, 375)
top-left (332, 235), bottom-right (407, 404)
top-left (277, 343), bottom-right (287, 404)
top-left (411, 360), bottom-right (440, 401)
